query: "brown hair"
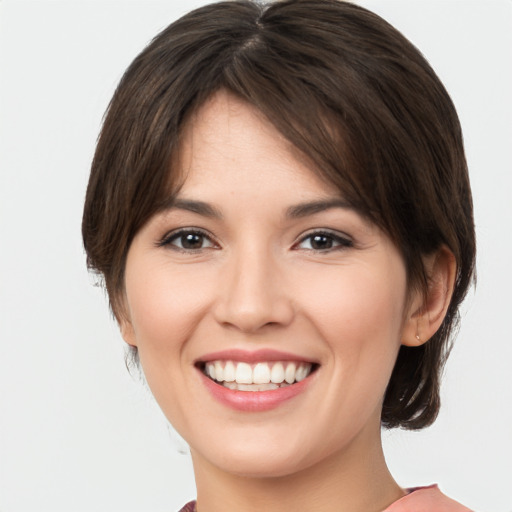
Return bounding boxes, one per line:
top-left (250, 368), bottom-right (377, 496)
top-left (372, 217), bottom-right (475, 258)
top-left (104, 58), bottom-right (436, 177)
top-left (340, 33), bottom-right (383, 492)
top-left (82, 0), bottom-right (475, 429)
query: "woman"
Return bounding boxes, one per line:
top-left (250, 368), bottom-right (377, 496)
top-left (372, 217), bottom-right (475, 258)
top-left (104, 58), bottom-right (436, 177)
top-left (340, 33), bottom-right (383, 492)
top-left (82, 1), bottom-right (475, 510)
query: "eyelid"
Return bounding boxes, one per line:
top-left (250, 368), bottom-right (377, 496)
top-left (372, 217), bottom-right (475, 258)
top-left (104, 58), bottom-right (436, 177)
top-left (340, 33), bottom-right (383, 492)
top-left (156, 227), bottom-right (352, 253)
top-left (156, 227), bottom-right (220, 251)
top-left (293, 229), bottom-right (354, 251)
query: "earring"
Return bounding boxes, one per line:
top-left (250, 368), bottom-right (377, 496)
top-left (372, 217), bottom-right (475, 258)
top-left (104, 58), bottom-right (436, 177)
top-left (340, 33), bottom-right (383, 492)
top-left (415, 334), bottom-right (421, 342)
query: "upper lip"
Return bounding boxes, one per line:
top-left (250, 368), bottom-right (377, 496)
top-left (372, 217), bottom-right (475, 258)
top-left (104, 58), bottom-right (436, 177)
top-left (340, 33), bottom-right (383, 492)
top-left (196, 349), bottom-right (318, 365)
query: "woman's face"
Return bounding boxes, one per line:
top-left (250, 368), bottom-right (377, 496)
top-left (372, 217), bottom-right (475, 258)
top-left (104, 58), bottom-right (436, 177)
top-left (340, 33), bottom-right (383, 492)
top-left (121, 90), bottom-right (418, 478)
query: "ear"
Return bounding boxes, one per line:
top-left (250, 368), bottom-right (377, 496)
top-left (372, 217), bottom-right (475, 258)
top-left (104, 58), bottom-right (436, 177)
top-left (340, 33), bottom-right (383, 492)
top-left (117, 301), bottom-right (138, 347)
top-left (113, 293), bottom-right (139, 347)
top-left (402, 246), bottom-right (457, 347)
top-left (120, 318), bottom-right (138, 347)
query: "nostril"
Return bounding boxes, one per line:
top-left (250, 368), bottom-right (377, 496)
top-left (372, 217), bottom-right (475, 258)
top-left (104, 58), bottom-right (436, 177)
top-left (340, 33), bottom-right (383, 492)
top-left (212, 267), bottom-right (295, 333)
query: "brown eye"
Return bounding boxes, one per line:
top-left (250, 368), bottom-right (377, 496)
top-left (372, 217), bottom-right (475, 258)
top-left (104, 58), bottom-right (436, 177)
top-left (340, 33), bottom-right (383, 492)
top-left (160, 229), bottom-right (216, 251)
top-left (179, 233), bottom-right (206, 249)
top-left (310, 234), bottom-right (334, 250)
top-left (296, 231), bottom-right (353, 252)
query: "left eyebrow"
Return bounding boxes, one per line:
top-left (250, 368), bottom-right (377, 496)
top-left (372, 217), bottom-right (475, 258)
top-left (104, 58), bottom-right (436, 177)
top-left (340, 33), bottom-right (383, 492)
top-left (285, 199), bottom-right (353, 219)
top-left (157, 198), bottom-right (223, 219)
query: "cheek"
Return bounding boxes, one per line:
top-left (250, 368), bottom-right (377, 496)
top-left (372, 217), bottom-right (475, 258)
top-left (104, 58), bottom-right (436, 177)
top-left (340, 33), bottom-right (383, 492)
top-left (294, 260), bottom-right (407, 395)
top-left (123, 261), bottom-right (216, 428)
top-left (297, 261), bottom-right (406, 339)
top-left (125, 261), bottom-right (214, 351)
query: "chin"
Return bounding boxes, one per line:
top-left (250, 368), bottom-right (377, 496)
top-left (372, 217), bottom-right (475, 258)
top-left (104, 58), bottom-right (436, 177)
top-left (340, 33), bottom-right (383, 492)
top-left (208, 449), bottom-right (312, 479)
top-left (189, 426), bottom-right (336, 480)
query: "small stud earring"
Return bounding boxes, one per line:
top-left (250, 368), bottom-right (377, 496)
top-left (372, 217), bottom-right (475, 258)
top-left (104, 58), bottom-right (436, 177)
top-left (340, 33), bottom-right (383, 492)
top-left (415, 334), bottom-right (421, 342)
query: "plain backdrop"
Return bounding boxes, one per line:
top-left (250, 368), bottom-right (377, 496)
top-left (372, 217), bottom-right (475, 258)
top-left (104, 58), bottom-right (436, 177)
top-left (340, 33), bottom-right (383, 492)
top-left (1, 1), bottom-right (511, 511)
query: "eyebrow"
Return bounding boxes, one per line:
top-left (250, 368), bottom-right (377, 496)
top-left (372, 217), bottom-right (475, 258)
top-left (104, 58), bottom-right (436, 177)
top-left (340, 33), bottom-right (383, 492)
top-left (159, 198), bottom-right (224, 219)
top-left (158, 197), bottom-right (353, 220)
top-left (285, 199), bottom-right (353, 218)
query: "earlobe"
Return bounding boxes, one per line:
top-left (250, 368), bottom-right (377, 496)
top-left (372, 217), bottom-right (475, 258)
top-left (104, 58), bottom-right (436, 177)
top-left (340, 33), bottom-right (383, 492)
top-left (402, 246), bottom-right (456, 347)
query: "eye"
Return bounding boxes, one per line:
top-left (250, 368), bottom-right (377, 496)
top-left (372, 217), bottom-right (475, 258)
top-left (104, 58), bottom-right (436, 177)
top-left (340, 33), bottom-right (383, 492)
top-left (158, 229), bottom-right (217, 252)
top-left (295, 231), bottom-right (353, 252)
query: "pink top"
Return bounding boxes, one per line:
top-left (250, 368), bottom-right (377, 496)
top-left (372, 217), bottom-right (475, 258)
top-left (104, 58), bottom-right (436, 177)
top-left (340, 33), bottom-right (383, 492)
top-left (179, 485), bottom-right (473, 511)
top-left (384, 485), bottom-right (473, 511)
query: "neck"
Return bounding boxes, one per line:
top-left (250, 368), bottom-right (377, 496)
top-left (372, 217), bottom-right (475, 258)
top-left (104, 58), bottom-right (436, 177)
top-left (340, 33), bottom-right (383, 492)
top-left (191, 422), bottom-right (404, 512)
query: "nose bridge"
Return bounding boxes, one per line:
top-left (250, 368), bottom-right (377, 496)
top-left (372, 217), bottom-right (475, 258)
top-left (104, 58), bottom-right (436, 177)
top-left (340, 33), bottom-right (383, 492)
top-left (214, 240), bottom-right (293, 333)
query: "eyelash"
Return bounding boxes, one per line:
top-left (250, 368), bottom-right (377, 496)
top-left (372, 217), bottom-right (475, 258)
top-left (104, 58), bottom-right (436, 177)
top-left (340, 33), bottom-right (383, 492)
top-left (157, 228), bottom-right (218, 253)
top-left (157, 228), bottom-right (353, 253)
top-left (294, 230), bottom-right (353, 252)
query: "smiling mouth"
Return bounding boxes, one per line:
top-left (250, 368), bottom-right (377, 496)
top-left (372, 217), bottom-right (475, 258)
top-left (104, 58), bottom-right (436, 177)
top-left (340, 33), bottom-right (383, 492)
top-left (198, 360), bottom-right (317, 392)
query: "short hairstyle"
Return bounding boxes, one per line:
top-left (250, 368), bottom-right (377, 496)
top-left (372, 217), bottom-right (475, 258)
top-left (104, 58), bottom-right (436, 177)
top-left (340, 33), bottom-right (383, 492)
top-left (82, 0), bottom-right (476, 429)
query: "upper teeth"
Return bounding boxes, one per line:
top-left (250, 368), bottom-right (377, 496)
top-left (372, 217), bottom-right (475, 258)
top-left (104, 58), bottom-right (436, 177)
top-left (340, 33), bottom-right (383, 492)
top-left (204, 360), bottom-right (312, 385)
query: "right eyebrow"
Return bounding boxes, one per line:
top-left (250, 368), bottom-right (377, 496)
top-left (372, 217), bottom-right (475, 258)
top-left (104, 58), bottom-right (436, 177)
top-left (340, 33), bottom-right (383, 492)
top-left (158, 198), bottom-right (223, 219)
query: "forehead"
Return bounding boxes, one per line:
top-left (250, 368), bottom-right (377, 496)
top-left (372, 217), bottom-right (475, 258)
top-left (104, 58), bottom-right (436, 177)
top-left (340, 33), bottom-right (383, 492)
top-left (177, 90), bottom-right (339, 205)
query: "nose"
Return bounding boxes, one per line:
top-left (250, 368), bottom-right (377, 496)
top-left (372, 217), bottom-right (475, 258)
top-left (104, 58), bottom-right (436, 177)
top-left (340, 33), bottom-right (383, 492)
top-left (213, 246), bottom-right (295, 334)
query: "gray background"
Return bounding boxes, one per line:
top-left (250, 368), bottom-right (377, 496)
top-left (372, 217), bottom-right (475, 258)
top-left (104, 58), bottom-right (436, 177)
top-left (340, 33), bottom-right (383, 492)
top-left (1, 1), bottom-right (511, 510)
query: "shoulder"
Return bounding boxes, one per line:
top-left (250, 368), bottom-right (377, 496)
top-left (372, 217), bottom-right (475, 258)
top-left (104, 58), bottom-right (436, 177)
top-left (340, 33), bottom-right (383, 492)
top-left (384, 485), bottom-right (473, 512)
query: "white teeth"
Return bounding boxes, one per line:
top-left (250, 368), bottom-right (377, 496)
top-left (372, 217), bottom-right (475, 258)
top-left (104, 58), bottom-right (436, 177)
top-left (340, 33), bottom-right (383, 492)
top-left (234, 383), bottom-right (279, 392)
top-left (253, 363), bottom-right (271, 384)
top-left (223, 361), bottom-right (235, 382)
top-left (270, 362), bottom-right (285, 383)
top-left (214, 361), bottom-right (224, 382)
top-left (285, 362), bottom-right (296, 384)
top-left (223, 382), bottom-right (280, 392)
top-left (296, 364), bottom-right (308, 382)
top-left (204, 360), bottom-right (313, 388)
top-left (235, 362), bottom-right (253, 384)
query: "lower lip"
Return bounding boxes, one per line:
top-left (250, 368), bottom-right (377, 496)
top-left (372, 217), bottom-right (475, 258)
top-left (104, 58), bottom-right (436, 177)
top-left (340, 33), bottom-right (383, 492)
top-left (199, 370), bottom-right (314, 412)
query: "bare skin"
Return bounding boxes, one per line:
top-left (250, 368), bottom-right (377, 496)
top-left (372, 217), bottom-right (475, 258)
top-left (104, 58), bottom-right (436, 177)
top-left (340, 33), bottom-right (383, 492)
top-left (120, 90), bottom-right (456, 512)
